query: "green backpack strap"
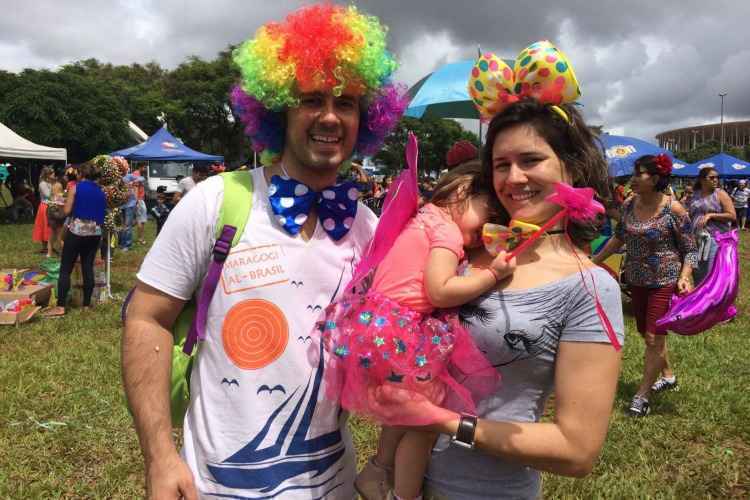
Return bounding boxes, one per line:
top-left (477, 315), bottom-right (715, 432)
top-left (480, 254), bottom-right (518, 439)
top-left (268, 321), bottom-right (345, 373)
top-left (217, 170), bottom-right (254, 247)
top-left (168, 170), bottom-right (254, 427)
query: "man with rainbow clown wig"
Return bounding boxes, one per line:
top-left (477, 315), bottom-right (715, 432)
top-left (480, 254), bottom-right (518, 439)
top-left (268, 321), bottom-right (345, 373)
top-left (122, 4), bottom-right (407, 499)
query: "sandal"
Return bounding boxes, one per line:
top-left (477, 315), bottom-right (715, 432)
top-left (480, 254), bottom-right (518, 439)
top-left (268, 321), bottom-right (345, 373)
top-left (41, 306), bottom-right (66, 318)
top-left (355, 457), bottom-right (394, 500)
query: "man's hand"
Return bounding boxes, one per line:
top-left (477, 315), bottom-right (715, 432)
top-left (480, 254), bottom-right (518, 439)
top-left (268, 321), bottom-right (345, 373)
top-left (146, 451), bottom-right (198, 500)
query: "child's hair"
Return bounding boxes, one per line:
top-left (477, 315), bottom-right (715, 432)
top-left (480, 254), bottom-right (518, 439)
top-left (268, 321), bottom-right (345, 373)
top-left (430, 162), bottom-right (496, 217)
top-left (230, 3), bottom-right (407, 166)
top-left (481, 99), bottom-right (610, 247)
top-left (633, 155), bottom-right (671, 192)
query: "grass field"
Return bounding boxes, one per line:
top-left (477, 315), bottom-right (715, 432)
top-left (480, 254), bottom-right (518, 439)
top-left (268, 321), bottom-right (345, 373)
top-left (1, 222), bottom-right (748, 499)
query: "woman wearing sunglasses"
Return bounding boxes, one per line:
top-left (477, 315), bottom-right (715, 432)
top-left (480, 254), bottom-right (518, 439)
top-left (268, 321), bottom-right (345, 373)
top-left (686, 167), bottom-right (736, 284)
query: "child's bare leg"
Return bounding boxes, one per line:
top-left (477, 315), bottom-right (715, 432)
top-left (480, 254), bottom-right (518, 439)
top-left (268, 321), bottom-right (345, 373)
top-left (393, 430), bottom-right (437, 500)
top-left (375, 425), bottom-right (406, 468)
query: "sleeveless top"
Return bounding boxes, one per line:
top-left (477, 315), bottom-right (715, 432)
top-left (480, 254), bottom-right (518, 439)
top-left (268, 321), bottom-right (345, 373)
top-left (687, 190), bottom-right (731, 234)
top-left (72, 180), bottom-right (106, 226)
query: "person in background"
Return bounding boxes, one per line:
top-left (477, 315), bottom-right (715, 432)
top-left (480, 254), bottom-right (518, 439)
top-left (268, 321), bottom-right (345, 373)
top-left (177, 164), bottom-right (209, 194)
top-left (32, 166), bottom-right (55, 254)
top-left (64, 167), bottom-right (78, 193)
top-left (46, 173), bottom-right (67, 258)
top-left (150, 191), bottom-right (171, 236)
top-left (594, 154), bottom-right (696, 417)
top-left (118, 167), bottom-right (144, 252)
top-left (445, 140), bottom-right (479, 170)
top-left (686, 167), bottom-right (736, 284)
top-left (43, 162), bottom-right (107, 317)
top-left (677, 184), bottom-right (693, 204)
top-left (170, 190), bottom-right (182, 206)
top-left (730, 179), bottom-right (749, 230)
top-left (133, 169), bottom-right (148, 244)
top-left (613, 178), bottom-right (627, 207)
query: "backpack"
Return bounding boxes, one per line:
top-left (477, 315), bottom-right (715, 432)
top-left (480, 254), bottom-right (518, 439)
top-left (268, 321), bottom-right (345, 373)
top-left (122, 170), bottom-right (254, 427)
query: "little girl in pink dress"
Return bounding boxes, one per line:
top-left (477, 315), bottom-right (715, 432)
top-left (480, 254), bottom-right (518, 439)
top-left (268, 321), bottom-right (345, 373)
top-left (319, 163), bottom-right (515, 500)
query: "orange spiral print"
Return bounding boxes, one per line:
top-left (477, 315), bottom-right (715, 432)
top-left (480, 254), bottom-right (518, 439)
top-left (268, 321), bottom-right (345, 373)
top-left (222, 299), bottom-right (289, 370)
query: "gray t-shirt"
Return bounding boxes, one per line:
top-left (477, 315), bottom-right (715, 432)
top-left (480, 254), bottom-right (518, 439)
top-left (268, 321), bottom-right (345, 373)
top-left (425, 267), bottom-right (625, 500)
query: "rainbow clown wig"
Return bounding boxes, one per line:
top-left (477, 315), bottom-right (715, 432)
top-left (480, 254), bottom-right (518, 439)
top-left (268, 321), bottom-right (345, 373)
top-left (230, 3), bottom-right (407, 165)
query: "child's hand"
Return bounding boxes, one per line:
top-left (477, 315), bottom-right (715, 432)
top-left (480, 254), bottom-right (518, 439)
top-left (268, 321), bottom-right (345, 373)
top-left (489, 251), bottom-right (516, 282)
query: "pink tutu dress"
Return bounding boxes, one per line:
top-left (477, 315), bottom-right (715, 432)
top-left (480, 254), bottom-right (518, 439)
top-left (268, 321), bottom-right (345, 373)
top-left (319, 204), bottom-right (499, 426)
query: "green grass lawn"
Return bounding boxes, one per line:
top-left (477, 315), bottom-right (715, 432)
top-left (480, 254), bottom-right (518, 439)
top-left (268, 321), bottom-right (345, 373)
top-left (1, 222), bottom-right (748, 499)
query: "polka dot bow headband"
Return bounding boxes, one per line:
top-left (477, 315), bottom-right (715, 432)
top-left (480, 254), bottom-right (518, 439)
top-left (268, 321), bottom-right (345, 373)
top-left (468, 40), bottom-right (581, 122)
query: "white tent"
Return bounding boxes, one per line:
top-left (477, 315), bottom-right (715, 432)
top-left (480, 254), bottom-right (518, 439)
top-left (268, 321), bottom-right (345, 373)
top-left (0, 121), bottom-right (67, 161)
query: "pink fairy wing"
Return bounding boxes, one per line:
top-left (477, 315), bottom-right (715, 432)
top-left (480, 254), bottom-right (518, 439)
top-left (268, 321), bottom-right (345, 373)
top-left (656, 230), bottom-right (739, 335)
top-left (347, 132), bottom-right (420, 291)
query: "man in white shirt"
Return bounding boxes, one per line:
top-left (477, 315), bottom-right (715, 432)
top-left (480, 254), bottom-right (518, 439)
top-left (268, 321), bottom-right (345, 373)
top-left (121, 4), bottom-right (404, 499)
top-left (178, 164), bottom-right (209, 194)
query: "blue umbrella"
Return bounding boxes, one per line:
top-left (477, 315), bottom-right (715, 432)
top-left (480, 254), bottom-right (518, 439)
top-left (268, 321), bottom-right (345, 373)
top-left (677, 152), bottom-right (750, 178)
top-left (598, 133), bottom-right (675, 178)
top-left (405, 58), bottom-right (514, 119)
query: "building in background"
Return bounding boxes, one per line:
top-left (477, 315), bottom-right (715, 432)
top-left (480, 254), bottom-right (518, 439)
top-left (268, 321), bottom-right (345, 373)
top-left (656, 121), bottom-right (750, 153)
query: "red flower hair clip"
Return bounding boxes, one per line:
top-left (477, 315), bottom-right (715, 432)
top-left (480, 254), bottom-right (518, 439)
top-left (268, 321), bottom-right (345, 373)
top-left (653, 154), bottom-right (673, 176)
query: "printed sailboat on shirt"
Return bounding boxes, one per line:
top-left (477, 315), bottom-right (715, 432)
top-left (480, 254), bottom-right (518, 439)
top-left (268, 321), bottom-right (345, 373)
top-left (206, 340), bottom-right (345, 498)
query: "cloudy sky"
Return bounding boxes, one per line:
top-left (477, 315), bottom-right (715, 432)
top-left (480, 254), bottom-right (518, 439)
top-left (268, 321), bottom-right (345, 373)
top-left (2, 0), bottom-right (748, 143)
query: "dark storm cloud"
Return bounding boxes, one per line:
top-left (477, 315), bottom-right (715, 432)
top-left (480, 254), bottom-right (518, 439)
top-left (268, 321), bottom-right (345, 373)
top-left (1, 0), bottom-right (748, 141)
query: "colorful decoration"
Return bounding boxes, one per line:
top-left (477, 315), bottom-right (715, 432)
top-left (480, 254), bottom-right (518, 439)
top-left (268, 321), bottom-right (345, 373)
top-left (91, 155), bottom-right (130, 231)
top-left (482, 220), bottom-right (542, 255)
top-left (500, 183), bottom-right (620, 351)
top-left (653, 153), bottom-right (673, 175)
top-left (504, 183), bottom-right (603, 262)
top-left (230, 3), bottom-right (407, 165)
top-left (468, 40), bottom-right (580, 121)
top-left (656, 230), bottom-right (739, 335)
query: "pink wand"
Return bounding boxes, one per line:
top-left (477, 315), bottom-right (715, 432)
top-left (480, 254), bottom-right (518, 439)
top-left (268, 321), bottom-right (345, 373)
top-left (505, 183), bottom-right (604, 262)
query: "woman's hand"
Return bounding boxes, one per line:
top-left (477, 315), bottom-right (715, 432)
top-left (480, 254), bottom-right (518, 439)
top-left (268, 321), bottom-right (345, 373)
top-left (695, 214), bottom-right (711, 230)
top-left (677, 276), bottom-right (693, 295)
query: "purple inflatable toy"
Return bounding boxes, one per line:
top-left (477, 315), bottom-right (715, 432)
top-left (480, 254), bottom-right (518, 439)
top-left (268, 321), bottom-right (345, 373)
top-left (656, 230), bottom-right (739, 335)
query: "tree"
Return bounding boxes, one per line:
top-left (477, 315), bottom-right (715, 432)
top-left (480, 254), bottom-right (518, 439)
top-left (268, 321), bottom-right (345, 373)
top-left (163, 49), bottom-right (245, 162)
top-left (680, 139), bottom-right (745, 164)
top-left (374, 117), bottom-right (479, 177)
top-left (0, 68), bottom-right (130, 162)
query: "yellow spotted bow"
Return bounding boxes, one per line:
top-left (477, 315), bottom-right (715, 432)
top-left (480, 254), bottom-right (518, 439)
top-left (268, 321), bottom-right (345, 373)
top-left (468, 40), bottom-right (580, 121)
top-left (482, 221), bottom-right (542, 255)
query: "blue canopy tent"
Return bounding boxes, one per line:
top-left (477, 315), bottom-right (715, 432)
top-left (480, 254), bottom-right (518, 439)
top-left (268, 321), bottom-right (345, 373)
top-left (674, 153), bottom-right (750, 178)
top-left (598, 133), bottom-right (676, 178)
top-left (110, 126), bottom-right (223, 162)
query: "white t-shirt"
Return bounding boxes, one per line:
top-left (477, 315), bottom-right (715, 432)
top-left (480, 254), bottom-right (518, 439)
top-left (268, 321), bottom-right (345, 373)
top-left (178, 176), bottom-right (196, 194)
top-left (137, 168), bottom-right (378, 499)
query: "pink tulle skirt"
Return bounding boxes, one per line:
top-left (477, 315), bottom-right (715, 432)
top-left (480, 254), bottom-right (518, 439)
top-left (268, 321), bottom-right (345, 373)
top-left (318, 291), bottom-right (499, 426)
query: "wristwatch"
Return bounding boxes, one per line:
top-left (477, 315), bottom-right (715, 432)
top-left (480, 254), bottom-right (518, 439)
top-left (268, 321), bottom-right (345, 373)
top-left (450, 413), bottom-right (478, 450)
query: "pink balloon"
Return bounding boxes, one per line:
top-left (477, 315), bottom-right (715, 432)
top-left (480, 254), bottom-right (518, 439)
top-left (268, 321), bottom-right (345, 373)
top-left (656, 230), bottom-right (739, 335)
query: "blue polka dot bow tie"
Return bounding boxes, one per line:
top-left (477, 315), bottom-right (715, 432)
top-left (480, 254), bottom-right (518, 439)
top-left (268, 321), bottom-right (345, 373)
top-left (268, 175), bottom-right (359, 241)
